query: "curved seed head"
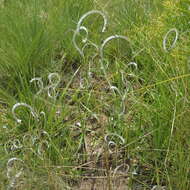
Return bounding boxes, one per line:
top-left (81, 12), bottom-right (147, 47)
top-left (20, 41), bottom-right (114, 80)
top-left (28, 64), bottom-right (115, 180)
top-left (100, 35), bottom-right (130, 61)
top-left (39, 130), bottom-right (50, 139)
top-left (47, 73), bottom-right (60, 99)
top-left (12, 103), bottom-right (39, 124)
top-left (105, 133), bottom-right (125, 144)
top-left (151, 186), bottom-right (166, 190)
top-left (79, 26), bottom-right (89, 43)
top-left (110, 86), bottom-right (122, 97)
top-left (23, 134), bottom-right (36, 146)
top-left (37, 140), bottom-right (50, 156)
top-left (76, 10), bottom-right (108, 33)
top-left (13, 139), bottom-right (23, 149)
top-left (30, 77), bottom-right (43, 89)
top-left (113, 163), bottom-right (130, 176)
top-left (163, 28), bottom-right (179, 52)
top-left (108, 140), bottom-right (116, 153)
top-left (7, 157), bottom-right (24, 179)
top-left (104, 133), bottom-right (125, 153)
top-left (4, 140), bottom-right (14, 154)
top-left (82, 41), bottom-right (99, 55)
top-left (127, 62), bottom-right (138, 70)
top-left (40, 111), bottom-right (46, 117)
top-left (48, 73), bottom-right (60, 87)
top-left (73, 26), bottom-right (89, 57)
top-left (30, 77), bottom-right (44, 96)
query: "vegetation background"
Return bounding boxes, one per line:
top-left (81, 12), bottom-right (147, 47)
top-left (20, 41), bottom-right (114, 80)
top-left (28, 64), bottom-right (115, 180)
top-left (0, 0), bottom-right (190, 189)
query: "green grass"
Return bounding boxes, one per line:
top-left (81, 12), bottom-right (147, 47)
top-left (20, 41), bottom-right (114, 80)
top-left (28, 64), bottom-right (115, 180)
top-left (0, 0), bottom-right (190, 189)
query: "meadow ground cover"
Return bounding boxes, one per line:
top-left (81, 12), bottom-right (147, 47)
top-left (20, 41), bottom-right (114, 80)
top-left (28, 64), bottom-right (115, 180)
top-left (0, 0), bottom-right (190, 189)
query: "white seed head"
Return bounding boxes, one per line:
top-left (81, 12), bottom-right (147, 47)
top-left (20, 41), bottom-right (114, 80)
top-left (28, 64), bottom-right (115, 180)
top-left (163, 28), bottom-right (179, 52)
top-left (12, 103), bottom-right (38, 123)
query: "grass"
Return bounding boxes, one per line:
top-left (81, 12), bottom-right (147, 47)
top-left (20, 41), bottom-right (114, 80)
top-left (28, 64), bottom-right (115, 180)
top-left (0, 0), bottom-right (190, 189)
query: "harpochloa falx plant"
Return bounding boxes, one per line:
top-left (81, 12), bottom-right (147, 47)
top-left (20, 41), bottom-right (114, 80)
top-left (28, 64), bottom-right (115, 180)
top-left (2, 4), bottom-right (186, 189)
